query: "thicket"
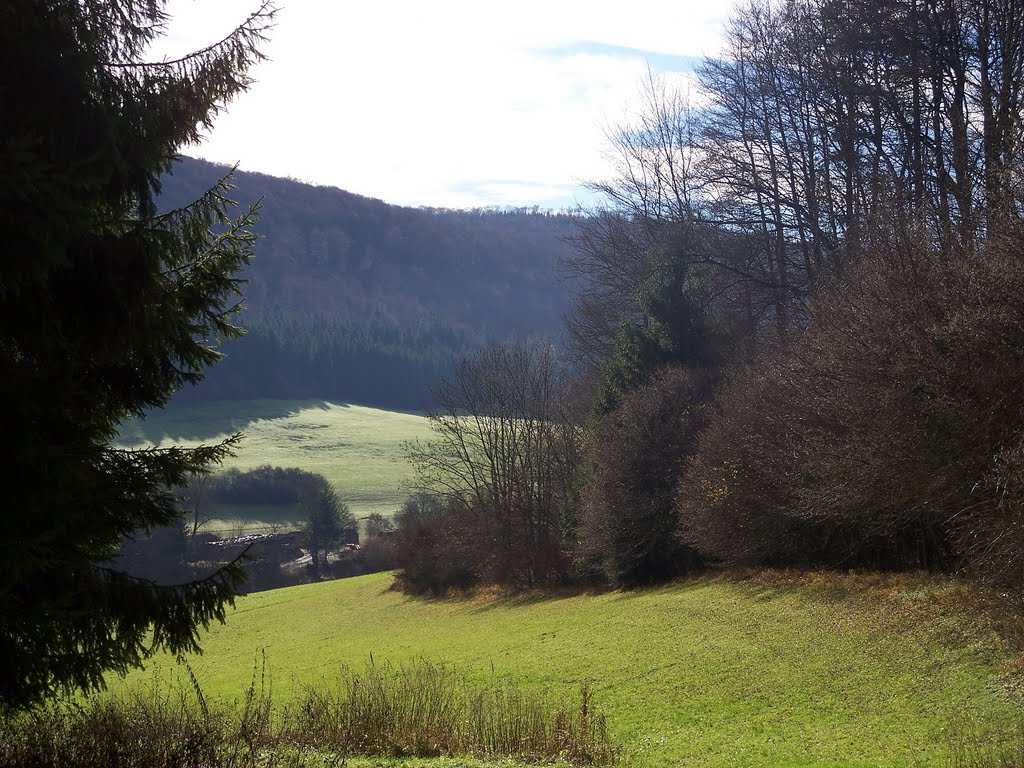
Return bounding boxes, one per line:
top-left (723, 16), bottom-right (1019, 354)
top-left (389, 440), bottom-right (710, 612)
top-left (600, 0), bottom-right (1024, 587)
top-left (392, 493), bottom-right (476, 593)
top-left (198, 465), bottom-right (325, 506)
top-left (398, 0), bottom-right (1024, 594)
top-left (680, 225), bottom-right (1024, 576)
top-left (179, 465), bottom-right (357, 543)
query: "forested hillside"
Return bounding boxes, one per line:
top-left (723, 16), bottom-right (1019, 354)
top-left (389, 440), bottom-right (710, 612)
top-left (160, 157), bottom-right (579, 408)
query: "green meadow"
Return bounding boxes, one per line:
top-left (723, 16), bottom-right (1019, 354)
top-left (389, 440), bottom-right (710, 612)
top-left (111, 399), bottom-right (1022, 765)
top-left (115, 399), bottom-right (435, 529)
top-left (120, 570), bottom-right (1021, 767)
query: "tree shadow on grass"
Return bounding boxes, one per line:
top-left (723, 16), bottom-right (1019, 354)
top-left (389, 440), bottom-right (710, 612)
top-left (114, 398), bottom-right (347, 445)
top-left (384, 570), bottom-right (739, 615)
top-left (387, 580), bottom-right (619, 615)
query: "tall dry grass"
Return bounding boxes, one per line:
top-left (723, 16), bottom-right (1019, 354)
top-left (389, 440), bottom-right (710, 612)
top-left (0, 657), bottom-right (614, 768)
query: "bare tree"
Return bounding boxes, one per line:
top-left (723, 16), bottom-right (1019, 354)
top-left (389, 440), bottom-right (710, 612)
top-left (407, 341), bottom-right (582, 587)
top-left (564, 74), bottom-right (705, 366)
top-left (364, 513), bottom-right (391, 539)
top-left (180, 472), bottom-right (214, 541)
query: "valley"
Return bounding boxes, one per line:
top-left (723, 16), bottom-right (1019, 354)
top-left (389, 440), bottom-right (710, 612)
top-left (115, 399), bottom-right (433, 531)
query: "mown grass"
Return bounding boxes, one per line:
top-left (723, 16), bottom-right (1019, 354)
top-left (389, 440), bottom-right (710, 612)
top-left (112, 570), bottom-right (1023, 767)
top-left (114, 399), bottom-right (433, 522)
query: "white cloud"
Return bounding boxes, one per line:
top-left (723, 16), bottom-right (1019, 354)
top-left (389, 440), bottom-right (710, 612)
top-left (157, 0), bottom-right (735, 208)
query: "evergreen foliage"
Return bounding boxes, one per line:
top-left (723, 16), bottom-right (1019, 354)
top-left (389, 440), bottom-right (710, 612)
top-left (299, 476), bottom-right (357, 574)
top-left (590, 253), bottom-right (717, 420)
top-left (0, 0), bottom-right (274, 709)
top-left (578, 367), bottom-right (709, 586)
top-left (174, 312), bottom-right (474, 410)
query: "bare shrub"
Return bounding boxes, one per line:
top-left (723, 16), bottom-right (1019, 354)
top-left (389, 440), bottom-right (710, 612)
top-left (407, 342), bottom-right (582, 589)
top-left (288, 659), bottom-right (614, 765)
top-left (679, 222), bottom-right (1024, 583)
top-left (392, 493), bottom-right (477, 594)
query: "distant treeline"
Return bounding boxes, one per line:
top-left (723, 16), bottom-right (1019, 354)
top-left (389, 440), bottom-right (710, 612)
top-left (203, 465), bottom-right (322, 506)
top-left (160, 157), bottom-right (577, 340)
top-left (178, 313), bottom-right (476, 409)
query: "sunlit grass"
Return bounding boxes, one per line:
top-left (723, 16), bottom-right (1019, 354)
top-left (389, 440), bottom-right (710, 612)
top-left (112, 399), bottom-right (1023, 764)
top-left (115, 399), bottom-right (434, 520)
top-left (116, 570), bottom-right (1022, 767)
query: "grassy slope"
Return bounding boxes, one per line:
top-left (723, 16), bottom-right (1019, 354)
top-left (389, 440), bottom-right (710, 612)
top-left (114, 399), bottom-right (434, 524)
top-left (121, 571), bottom-right (1019, 767)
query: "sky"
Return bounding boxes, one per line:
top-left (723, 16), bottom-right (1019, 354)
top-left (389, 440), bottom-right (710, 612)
top-left (159, 1), bottom-right (735, 210)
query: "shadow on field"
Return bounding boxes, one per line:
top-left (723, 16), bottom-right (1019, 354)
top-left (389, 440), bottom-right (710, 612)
top-left (116, 398), bottom-right (345, 444)
top-left (390, 573), bottom-right (742, 615)
top-left (715, 567), bottom-right (978, 610)
top-left (395, 583), bottom-right (616, 615)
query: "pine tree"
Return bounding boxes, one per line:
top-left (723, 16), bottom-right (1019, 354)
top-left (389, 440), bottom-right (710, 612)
top-left (299, 477), bottom-right (356, 574)
top-left (0, 0), bottom-right (275, 710)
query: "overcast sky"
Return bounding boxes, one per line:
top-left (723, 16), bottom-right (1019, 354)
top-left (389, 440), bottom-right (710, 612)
top-left (160, 1), bottom-right (735, 209)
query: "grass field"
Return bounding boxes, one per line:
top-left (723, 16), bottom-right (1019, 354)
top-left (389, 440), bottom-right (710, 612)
top-left (115, 399), bottom-right (434, 526)
top-left (117, 569), bottom-right (1022, 767)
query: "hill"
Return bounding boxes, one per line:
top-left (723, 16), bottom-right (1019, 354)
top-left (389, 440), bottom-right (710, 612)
top-left (115, 399), bottom-right (433, 529)
top-left (159, 158), bottom-right (581, 409)
top-left (118, 570), bottom-right (1021, 767)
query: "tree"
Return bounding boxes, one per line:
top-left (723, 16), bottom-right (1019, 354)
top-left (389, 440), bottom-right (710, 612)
top-left (0, 0), bottom-right (275, 710)
top-left (396, 493), bottom-right (446, 528)
top-left (181, 472), bottom-right (214, 541)
top-left (408, 342), bottom-right (582, 588)
top-left (578, 366), bottom-right (709, 586)
top-left (299, 476), bottom-right (357, 575)
top-left (364, 513), bottom-right (392, 539)
top-left (564, 74), bottom-right (703, 368)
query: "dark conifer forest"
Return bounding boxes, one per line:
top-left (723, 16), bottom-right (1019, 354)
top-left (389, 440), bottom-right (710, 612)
top-left (160, 158), bottom-right (579, 409)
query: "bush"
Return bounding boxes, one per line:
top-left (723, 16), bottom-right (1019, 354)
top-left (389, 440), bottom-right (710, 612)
top-left (393, 494), bottom-right (477, 594)
top-left (358, 536), bottom-right (398, 572)
top-left (677, 224), bottom-right (1024, 584)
